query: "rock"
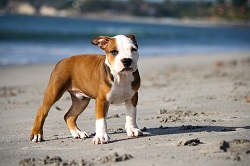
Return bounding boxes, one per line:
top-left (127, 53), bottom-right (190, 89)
top-left (178, 138), bottom-right (202, 146)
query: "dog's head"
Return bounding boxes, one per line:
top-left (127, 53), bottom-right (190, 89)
top-left (92, 34), bottom-right (139, 74)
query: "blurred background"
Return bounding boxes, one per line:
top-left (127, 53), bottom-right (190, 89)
top-left (0, 0), bottom-right (250, 65)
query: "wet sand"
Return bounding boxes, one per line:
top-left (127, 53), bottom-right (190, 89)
top-left (0, 52), bottom-right (250, 166)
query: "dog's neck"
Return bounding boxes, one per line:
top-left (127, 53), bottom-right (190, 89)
top-left (103, 62), bottom-right (134, 86)
top-left (115, 72), bottom-right (134, 85)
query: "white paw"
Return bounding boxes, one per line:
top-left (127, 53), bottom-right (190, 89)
top-left (92, 133), bottom-right (109, 144)
top-left (126, 127), bottom-right (143, 138)
top-left (70, 129), bottom-right (89, 139)
top-left (31, 134), bottom-right (43, 142)
top-left (93, 118), bottom-right (109, 144)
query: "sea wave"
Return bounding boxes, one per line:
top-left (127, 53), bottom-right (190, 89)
top-left (0, 14), bottom-right (223, 41)
top-left (0, 30), bottom-right (201, 41)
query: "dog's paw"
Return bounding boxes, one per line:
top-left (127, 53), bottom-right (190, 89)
top-left (30, 134), bottom-right (43, 142)
top-left (92, 133), bottom-right (109, 144)
top-left (126, 127), bottom-right (143, 138)
top-left (70, 129), bottom-right (89, 139)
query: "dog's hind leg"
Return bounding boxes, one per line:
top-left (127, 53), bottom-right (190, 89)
top-left (64, 91), bottom-right (90, 139)
top-left (30, 81), bottom-right (66, 142)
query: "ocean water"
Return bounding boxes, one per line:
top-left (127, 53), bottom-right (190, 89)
top-left (0, 14), bottom-right (250, 65)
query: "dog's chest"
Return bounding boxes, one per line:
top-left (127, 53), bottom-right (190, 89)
top-left (106, 82), bottom-right (135, 104)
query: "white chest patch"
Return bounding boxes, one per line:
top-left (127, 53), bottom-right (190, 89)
top-left (106, 74), bottom-right (135, 104)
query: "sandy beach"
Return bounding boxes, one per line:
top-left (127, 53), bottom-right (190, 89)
top-left (0, 52), bottom-right (250, 166)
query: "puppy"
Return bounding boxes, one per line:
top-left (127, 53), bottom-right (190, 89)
top-left (30, 34), bottom-right (142, 144)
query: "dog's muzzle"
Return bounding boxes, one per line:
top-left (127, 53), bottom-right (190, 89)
top-left (120, 58), bottom-right (134, 72)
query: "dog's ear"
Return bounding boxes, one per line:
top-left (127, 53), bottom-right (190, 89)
top-left (126, 34), bottom-right (138, 49)
top-left (91, 36), bottom-right (111, 49)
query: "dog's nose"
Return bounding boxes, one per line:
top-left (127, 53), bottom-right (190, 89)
top-left (121, 58), bottom-right (132, 67)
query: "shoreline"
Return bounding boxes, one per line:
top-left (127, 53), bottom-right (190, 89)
top-left (1, 51), bottom-right (250, 68)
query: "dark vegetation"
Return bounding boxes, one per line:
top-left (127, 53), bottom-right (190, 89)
top-left (1, 0), bottom-right (249, 21)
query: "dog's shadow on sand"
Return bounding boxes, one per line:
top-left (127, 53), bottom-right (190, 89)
top-left (142, 125), bottom-right (250, 136)
top-left (103, 125), bottom-right (250, 144)
top-left (43, 125), bottom-right (250, 143)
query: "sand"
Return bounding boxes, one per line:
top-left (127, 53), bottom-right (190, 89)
top-left (0, 52), bottom-right (250, 166)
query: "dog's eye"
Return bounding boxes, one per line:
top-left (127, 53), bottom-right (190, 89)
top-left (110, 50), bottom-right (118, 55)
top-left (131, 47), bottom-right (137, 52)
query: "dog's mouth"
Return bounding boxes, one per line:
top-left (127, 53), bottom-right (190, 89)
top-left (121, 67), bottom-right (133, 72)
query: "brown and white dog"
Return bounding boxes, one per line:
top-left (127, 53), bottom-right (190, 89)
top-left (30, 34), bottom-right (142, 144)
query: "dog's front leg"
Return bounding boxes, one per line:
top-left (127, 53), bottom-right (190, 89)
top-left (93, 97), bottom-right (109, 144)
top-left (125, 92), bottom-right (143, 138)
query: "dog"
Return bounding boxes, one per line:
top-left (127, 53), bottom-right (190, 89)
top-left (30, 34), bottom-right (142, 144)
